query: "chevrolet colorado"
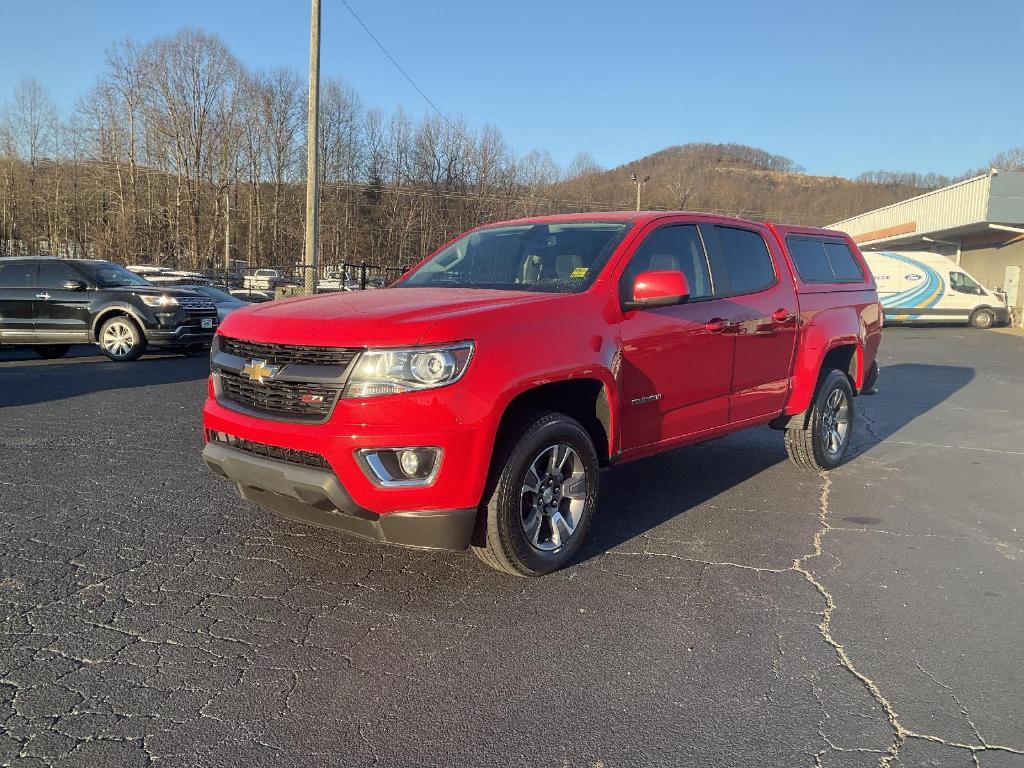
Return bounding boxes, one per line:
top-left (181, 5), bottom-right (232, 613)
top-left (202, 212), bottom-right (882, 575)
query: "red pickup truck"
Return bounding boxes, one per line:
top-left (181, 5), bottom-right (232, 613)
top-left (203, 212), bottom-right (881, 575)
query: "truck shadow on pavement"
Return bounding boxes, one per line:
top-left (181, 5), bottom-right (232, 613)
top-left (0, 346), bottom-right (210, 408)
top-left (577, 363), bottom-right (975, 562)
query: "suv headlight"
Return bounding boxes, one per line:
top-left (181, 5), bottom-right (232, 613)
top-left (344, 342), bottom-right (474, 398)
top-left (140, 294), bottom-right (179, 307)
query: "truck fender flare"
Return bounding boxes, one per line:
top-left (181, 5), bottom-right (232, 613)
top-left (784, 325), bottom-right (862, 417)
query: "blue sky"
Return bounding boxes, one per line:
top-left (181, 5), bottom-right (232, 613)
top-left (2, 0), bottom-right (1021, 178)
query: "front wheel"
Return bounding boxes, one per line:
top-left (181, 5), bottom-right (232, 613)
top-left (969, 308), bottom-right (995, 329)
top-left (472, 411), bottom-right (600, 576)
top-left (784, 369), bottom-right (855, 471)
top-left (32, 344), bottom-right (71, 360)
top-left (99, 316), bottom-right (146, 362)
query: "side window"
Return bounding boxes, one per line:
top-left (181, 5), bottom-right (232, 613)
top-left (712, 226), bottom-right (775, 295)
top-left (950, 271), bottom-right (983, 295)
top-left (823, 242), bottom-right (865, 282)
top-left (619, 224), bottom-right (713, 303)
top-left (787, 238), bottom-right (833, 282)
top-left (0, 262), bottom-right (37, 289)
top-left (786, 237), bottom-right (865, 283)
top-left (38, 261), bottom-right (84, 289)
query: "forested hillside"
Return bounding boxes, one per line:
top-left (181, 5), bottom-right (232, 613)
top-left (0, 28), bottom-right (1013, 272)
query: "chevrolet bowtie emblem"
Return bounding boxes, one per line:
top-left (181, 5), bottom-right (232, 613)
top-left (241, 359), bottom-right (279, 384)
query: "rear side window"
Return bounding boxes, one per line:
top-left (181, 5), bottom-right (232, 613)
top-left (620, 225), bottom-right (713, 301)
top-left (787, 236), bottom-right (865, 283)
top-left (712, 226), bottom-right (775, 295)
top-left (0, 262), bottom-right (36, 289)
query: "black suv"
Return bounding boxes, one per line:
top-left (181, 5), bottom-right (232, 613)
top-left (0, 257), bottom-right (218, 361)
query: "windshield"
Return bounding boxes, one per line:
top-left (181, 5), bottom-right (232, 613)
top-left (76, 261), bottom-right (152, 288)
top-left (398, 221), bottom-right (632, 293)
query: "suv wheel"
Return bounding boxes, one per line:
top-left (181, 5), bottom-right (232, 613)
top-left (32, 345), bottom-right (71, 360)
top-left (784, 369), bottom-right (855, 471)
top-left (99, 316), bottom-right (146, 362)
top-left (472, 410), bottom-right (600, 576)
top-left (969, 307), bottom-right (995, 329)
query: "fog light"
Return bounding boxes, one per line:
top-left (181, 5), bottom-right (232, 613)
top-left (399, 449), bottom-right (420, 477)
top-left (357, 447), bottom-right (442, 487)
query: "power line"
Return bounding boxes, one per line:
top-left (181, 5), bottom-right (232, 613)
top-left (339, 0), bottom-right (460, 134)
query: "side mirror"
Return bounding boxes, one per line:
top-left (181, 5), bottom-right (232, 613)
top-left (623, 270), bottom-right (690, 310)
top-left (63, 280), bottom-right (87, 291)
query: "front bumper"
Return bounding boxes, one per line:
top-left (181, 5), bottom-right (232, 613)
top-left (995, 306), bottom-right (1011, 326)
top-left (203, 442), bottom-right (476, 550)
top-left (145, 316), bottom-right (217, 347)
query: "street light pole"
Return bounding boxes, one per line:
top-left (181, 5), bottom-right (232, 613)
top-left (630, 173), bottom-right (650, 212)
top-left (303, 0), bottom-right (322, 294)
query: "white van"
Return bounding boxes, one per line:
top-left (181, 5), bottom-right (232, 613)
top-left (862, 251), bottom-right (1010, 328)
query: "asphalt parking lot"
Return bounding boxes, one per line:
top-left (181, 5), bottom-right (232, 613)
top-left (1, 328), bottom-right (1022, 768)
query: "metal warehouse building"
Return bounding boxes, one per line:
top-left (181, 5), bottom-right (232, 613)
top-left (829, 170), bottom-right (1024, 321)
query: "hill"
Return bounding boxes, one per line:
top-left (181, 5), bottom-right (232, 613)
top-left (553, 143), bottom-right (947, 227)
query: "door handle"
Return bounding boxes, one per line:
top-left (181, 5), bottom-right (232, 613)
top-left (771, 308), bottom-right (793, 323)
top-left (35, 293), bottom-right (50, 300)
top-left (704, 318), bottom-right (727, 333)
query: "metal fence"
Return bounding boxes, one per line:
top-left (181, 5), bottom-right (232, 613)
top-left (135, 262), bottom-right (406, 301)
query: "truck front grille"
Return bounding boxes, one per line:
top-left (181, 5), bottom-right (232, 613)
top-left (207, 430), bottom-right (330, 469)
top-left (218, 370), bottom-right (338, 421)
top-left (219, 336), bottom-right (358, 368)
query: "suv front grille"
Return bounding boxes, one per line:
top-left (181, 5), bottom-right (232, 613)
top-left (218, 370), bottom-right (338, 421)
top-left (219, 336), bottom-right (358, 368)
top-left (177, 295), bottom-right (217, 311)
top-left (207, 430), bottom-right (330, 469)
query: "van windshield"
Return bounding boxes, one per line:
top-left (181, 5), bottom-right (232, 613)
top-left (398, 221), bottom-right (632, 294)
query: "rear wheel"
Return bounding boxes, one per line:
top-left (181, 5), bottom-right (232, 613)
top-left (99, 316), bottom-right (145, 362)
top-left (969, 307), bottom-right (995, 329)
top-left (784, 369), bottom-right (855, 471)
top-left (32, 344), bottom-right (71, 360)
top-left (472, 410), bottom-right (600, 576)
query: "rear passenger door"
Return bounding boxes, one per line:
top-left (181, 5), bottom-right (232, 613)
top-left (702, 224), bottom-right (799, 423)
top-left (0, 260), bottom-right (39, 342)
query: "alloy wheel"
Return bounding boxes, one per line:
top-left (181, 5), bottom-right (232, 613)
top-left (820, 387), bottom-right (850, 456)
top-left (102, 321), bottom-right (136, 358)
top-left (520, 443), bottom-right (588, 552)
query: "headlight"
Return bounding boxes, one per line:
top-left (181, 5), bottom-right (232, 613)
top-left (140, 294), bottom-right (179, 307)
top-left (344, 342), bottom-right (474, 398)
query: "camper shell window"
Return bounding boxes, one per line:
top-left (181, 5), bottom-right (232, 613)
top-left (786, 236), bottom-right (865, 284)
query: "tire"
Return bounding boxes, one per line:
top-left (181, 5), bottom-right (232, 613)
top-left (181, 344), bottom-right (204, 357)
top-left (471, 410), bottom-right (600, 576)
top-left (32, 344), bottom-right (71, 360)
top-left (98, 315), bottom-right (146, 362)
top-left (784, 369), bottom-right (855, 471)
top-left (969, 308), bottom-right (995, 329)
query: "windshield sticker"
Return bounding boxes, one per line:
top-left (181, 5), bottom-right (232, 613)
top-left (570, 267), bottom-right (589, 279)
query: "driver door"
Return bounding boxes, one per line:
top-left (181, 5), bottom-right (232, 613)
top-left (616, 222), bottom-right (734, 453)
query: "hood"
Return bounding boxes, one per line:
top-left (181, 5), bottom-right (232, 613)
top-left (103, 285), bottom-right (206, 297)
top-left (217, 286), bottom-right (563, 347)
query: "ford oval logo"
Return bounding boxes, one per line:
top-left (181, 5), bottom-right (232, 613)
top-left (906, 273), bottom-right (923, 282)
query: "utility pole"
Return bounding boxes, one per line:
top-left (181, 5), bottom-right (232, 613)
top-left (630, 173), bottom-right (650, 211)
top-left (303, 0), bottom-right (322, 294)
top-left (223, 187), bottom-right (231, 272)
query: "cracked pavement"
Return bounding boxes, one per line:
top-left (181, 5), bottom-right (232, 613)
top-left (1, 328), bottom-right (1022, 767)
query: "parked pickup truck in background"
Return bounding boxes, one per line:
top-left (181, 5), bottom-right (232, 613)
top-left (202, 212), bottom-right (882, 575)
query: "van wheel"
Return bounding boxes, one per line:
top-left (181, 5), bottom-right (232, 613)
top-left (32, 345), bottom-right (71, 359)
top-left (784, 369), bottom-right (855, 471)
top-left (471, 410), bottom-right (600, 576)
top-left (969, 308), bottom-right (995, 329)
top-left (99, 316), bottom-right (146, 362)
